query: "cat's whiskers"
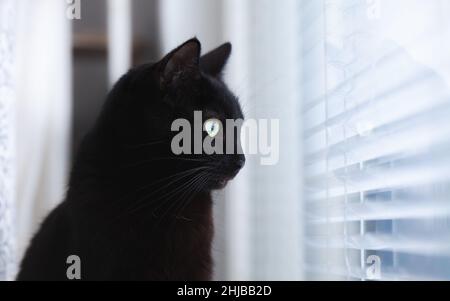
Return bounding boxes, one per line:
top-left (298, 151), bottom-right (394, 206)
top-left (96, 167), bottom-right (211, 235)
top-left (154, 176), bottom-right (202, 224)
top-left (150, 171), bottom-right (207, 216)
top-left (126, 174), bottom-right (203, 229)
top-left (155, 172), bottom-right (210, 226)
top-left (138, 167), bottom-right (208, 198)
top-left (173, 170), bottom-right (218, 224)
top-left (116, 167), bottom-right (208, 217)
top-left (173, 174), bottom-right (210, 222)
top-left (112, 166), bottom-right (207, 208)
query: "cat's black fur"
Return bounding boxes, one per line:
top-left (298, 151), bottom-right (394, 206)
top-left (17, 39), bottom-right (245, 281)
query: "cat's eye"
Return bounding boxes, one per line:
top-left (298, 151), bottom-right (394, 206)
top-left (204, 119), bottom-right (221, 138)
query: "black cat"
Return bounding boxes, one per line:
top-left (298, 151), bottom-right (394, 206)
top-left (17, 38), bottom-right (245, 281)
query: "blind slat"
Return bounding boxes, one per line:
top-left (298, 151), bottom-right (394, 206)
top-left (307, 161), bottom-right (450, 200)
top-left (307, 200), bottom-right (450, 222)
top-left (306, 234), bottom-right (450, 257)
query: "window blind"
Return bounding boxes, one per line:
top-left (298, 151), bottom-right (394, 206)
top-left (301, 0), bottom-right (450, 280)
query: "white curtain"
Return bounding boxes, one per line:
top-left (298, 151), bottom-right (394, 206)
top-left (14, 0), bottom-right (72, 266)
top-left (158, 0), bottom-right (303, 281)
top-left (107, 0), bottom-right (132, 86)
top-left (0, 0), bottom-right (17, 281)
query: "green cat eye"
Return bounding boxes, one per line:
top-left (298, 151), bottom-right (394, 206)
top-left (204, 119), bottom-right (221, 138)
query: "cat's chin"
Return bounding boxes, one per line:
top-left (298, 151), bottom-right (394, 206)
top-left (209, 167), bottom-right (242, 190)
top-left (210, 177), bottom-right (233, 190)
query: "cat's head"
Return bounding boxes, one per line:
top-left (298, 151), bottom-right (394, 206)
top-left (100, 38), bottom-right (245, 191)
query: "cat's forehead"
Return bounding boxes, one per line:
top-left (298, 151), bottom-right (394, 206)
top-left (200, 76), bottom-right (242, 119)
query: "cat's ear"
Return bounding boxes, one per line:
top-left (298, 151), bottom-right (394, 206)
top-left (200, 43), bottom-right (232, 77)
top-left (159, 38), bottom-right (201, 85)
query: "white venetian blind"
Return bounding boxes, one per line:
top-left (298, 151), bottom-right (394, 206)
top-left (301, 0), bottom-right (450, 280)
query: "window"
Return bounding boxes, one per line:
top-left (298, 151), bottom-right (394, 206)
top-left (4, 0), bottom-right (450, 282)
top-left (302, 0), bottom-right (450, 280)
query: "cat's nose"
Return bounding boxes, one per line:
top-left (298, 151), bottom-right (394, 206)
top-left (223, 155), bottom-right (246, 178)
top-left (233, 156), bottom-right (246, 170)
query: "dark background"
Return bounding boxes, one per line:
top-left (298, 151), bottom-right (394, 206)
top-left (72, 0), bottom-right (160, 154)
